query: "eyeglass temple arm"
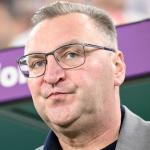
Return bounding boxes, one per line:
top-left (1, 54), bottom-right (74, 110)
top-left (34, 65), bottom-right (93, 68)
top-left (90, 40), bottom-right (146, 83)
top-left (84, 43), bottom-right (115, 52)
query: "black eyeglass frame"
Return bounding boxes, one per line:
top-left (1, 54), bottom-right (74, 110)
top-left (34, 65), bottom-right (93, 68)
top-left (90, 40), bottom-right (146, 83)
top-left (17, 43), bottom-right (115, 78)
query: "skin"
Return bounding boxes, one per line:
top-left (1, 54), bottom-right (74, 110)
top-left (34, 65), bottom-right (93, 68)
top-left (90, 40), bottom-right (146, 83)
top-left (26, 13), bottom-right (126, 150)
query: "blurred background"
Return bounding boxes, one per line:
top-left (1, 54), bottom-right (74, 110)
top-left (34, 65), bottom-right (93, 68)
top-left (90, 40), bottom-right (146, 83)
top-left (0, 0), bottom-right (149, 50)
top-left (0, 0), bottom-right (47, 49)
top-left (0, 0), bottom-right (150, 150)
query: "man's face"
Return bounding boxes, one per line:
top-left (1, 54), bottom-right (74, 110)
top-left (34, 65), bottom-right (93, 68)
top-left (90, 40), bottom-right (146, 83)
top-left (26, 13), bottom-right (125, 131)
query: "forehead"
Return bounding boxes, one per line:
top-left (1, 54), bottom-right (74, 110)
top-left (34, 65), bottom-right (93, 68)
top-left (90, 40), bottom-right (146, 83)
top-left (26, 13), bottom-right (105, 53)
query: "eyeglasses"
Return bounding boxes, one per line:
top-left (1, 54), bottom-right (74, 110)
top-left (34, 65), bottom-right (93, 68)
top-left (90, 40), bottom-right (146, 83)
top-left (17, 43), bottom-right (115, 78)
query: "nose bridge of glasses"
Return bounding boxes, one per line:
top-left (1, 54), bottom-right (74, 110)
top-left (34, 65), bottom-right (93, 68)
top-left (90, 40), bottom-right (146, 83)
top-left (45, 50), bottom-right (55, 58)
top-left (43, 52), bottom-right (66, 83)
top-left (45, 50), bottom-right (62, 70)
top-left (45, 51), bottom-right (57, 63)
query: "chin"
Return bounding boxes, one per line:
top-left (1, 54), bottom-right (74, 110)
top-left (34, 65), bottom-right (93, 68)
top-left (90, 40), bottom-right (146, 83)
top-left (50, 115), bottom-right (79, 129)
top-left (49, 118), bottom-right (82, 138)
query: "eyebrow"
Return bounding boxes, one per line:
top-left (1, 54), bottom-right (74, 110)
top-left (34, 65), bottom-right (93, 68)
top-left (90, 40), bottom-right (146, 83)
top-left (25, 39), bottom-right (84, 54)
top-left (28, 54), bottom-right (45, 59)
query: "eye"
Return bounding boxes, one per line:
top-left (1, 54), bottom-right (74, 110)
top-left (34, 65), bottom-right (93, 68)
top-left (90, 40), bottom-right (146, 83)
top-left (67, 52), bottom-right (78, 58)
top-left (30, 60), bottom-right (46, 69)
top-left (63, 51), bottom-right (80, 60)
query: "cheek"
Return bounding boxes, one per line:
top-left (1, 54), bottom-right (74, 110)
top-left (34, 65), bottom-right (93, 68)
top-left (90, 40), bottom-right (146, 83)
top-left (70, 57), bottom-right (114, 100)
top-left (27, 79), bottom-right (46, 118)
top-left (69, 70), bottom-right (104, 115)
top-left (27, 78), bottom-right (41, 98)
top-left (69, 66), bottom-right (103, 101)
top-left (72, 59), bottom-right (105, 86)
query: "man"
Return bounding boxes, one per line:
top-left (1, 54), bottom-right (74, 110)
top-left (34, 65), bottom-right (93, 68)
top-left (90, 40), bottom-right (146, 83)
top-left (17, 1), bottom-right (150, 150)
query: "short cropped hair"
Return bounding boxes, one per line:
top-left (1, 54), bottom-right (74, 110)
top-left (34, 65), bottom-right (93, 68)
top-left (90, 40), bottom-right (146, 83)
top-left (32, 1), bottom-right (117, 48)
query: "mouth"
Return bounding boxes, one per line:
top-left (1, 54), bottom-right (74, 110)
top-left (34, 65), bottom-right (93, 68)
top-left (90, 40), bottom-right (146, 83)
top-left (50, 92), bottom-right (67, 96)
top-left (48, 92), bottom-right (72, 99)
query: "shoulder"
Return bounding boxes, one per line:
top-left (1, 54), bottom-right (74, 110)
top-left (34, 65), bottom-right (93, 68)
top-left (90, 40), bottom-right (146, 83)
top-left (124, 106), bottom-right (150, 129)
top-left (122, 106), bottom-right (150, 137)
top-left (116, 106), bottom-right (150, 150)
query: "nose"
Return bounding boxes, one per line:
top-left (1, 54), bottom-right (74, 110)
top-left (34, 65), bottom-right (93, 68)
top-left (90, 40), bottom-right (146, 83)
top-left (43, 55), bottom-right (66, 86)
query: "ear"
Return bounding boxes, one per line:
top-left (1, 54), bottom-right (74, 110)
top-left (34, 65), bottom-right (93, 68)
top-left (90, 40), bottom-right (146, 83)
top-left (113, 50), bottom-right (126, 86)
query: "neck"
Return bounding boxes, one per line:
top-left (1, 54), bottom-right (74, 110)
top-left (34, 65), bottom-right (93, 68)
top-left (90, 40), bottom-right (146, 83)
top-left (55, 109), bottom-right (121, 150)
top-left (60, 127), bottom-right (119, 150)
